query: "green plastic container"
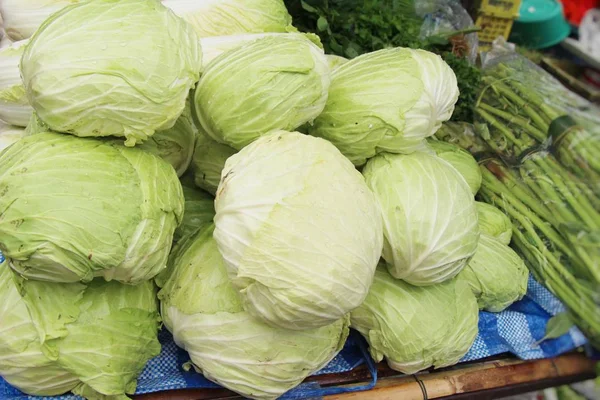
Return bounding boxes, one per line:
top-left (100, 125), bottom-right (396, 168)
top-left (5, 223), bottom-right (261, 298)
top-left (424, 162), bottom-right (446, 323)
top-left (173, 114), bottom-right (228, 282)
top-left (509, 0), bottom-right (571, 49)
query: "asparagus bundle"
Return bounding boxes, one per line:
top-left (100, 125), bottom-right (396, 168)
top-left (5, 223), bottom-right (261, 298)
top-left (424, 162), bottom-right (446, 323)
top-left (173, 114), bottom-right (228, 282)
top-left (476, 59), bottom-right (600, 195)
top-left (436, 123), bottom-right (600, 349)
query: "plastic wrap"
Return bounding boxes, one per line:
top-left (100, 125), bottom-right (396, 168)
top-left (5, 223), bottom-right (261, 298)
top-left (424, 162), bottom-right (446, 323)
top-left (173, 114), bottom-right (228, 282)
top-left (437, 117), bottom-right (600, 349)
top-left (437, 43), bottom-right (599, 348)
top-left (417, 0), bottom-right (478, 64)
top-left (480, 39), bottom-right (600, 195)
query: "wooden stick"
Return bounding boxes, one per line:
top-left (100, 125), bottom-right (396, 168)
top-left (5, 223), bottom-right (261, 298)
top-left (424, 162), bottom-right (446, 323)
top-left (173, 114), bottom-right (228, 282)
top-left (326, 353), bottom-right (596, 400)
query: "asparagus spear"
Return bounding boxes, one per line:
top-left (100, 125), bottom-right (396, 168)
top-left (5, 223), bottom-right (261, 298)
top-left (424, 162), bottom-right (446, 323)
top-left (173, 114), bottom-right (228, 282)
top-left (436, 123), bottom-right (600, 348)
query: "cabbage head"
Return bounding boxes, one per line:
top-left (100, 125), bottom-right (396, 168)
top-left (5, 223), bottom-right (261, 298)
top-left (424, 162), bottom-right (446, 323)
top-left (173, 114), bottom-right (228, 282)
top-left (139, 101), bottom-right (197, 177)
top-left (427, 139), bottom-right (482, 195)
top-left (20, 0), bottom-right (202, 146)
top-left (0, 262), bottom-right (160, 398)
top-left (0, 121), bottom-right (25, 152)
top-left (162, 0), bottom-right (295, 37)
top-left (0, 40), bottom-right (32, 126)
top-left (194, 35), bottom-right (330, 150)
top-left (159, 225), bottom-right (349, 400)
top-left (476, 202), bottom-right (512, 245)
top-left (351, 266), bottom-right (478, 374)
top-left (363, 152), bottom-right (479, 285)
top-left (200, 32), bottom-right (322, 70)
top-left (214, 131), bottom-right (383, 329)
top-left (0, 0), bottom-right (80, 41)
top-left (191, 130), bottom-right (236, 195)
top-left (458, 234), bottom-right (528, 312)
top-left (310, 48), bottom-right (459, 166)
top-left (0, 132), bottom-right (184, 284)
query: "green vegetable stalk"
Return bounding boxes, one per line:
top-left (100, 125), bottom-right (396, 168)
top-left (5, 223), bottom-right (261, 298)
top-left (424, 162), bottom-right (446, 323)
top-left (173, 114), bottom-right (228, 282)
top-left (436, 123), bottom-right (600, 349)
top-left (476, 62), bottom-right (600, 194)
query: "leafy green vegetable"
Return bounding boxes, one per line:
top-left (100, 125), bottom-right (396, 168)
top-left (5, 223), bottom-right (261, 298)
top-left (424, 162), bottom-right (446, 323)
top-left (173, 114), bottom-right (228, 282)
top-left (458, 234), bottom-right (528, 312)
top-left (475, 202), bottom-right (512, 245)
top-left (351, 265), bottom-right (479, 374)
top-left (310, 48), bottom-right (458, 166)
top-left (0, 262), bottom-right (160, 398)
top-left (284, 0), bottom-right (481, 122)
top-left (199, 32), bottom-right (322, 70)
top-left (159, 224), bottom-right (349, 400)
top-left (214, 131), bottom-right (383, 329)
top-left (194, 35), bottom-right (329, 150)
top-left (0, 132), bottom-right (184, 284)
top-left (363, 151), bottom-right (479, 285)
top-left (427, 139), bottom-right (482, 195)
top-left (138, 101), bottom-right (197, 177)
top-left (538, 312), bottom-right (574, 343)
top-left (163, 0), bottom-right (297, 37)
top-left (20, 0), bottom-right (202, 146)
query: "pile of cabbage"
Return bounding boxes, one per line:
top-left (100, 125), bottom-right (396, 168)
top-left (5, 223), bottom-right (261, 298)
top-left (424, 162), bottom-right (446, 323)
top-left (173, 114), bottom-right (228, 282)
top-left (0, 1), bottom-right (529, 399)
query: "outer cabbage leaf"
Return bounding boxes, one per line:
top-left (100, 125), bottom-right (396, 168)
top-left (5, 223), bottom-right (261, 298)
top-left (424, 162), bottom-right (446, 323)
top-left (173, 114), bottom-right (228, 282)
top-left (0, 0), bottom-right (80, 41)
top-left (159, 225), bottom-right (349, 400)
top-left (363, 152), bottom-right (479, 285)
top-left (214, 131), bottom-right (383, 329)
top-left (194, 35), bottom-right (330, 150)
top-left (139, 101), bottom-right (197, 177)
top-left (191, 130), bottom-right (236, 195)
top-left (199, 32), bottom-right (322, 70)
top-left (20, 0), bottom-right (202, 146)
top-left (325, 54), bottom-right (348, 71)
top-left (0, 133), bottom-right (184, 284)
top-left (162, 0), bottom-right (296, 37)
top-left (0, 121), bottom-right (25, 152)
top-left (173, 185), bottom-right (215, 244)
top-left (310, 48), bottom-right (459, 166)
top-left (457, 234), bottom-right (528, 312)
top-left (427, 139), bottom-right (482, 195)
top-left (0, 40), bottom-right (32, 126)
top-left (0, 262), bottom-right (161, 398)
top-left (476, 202), bottom-right (512, 245)
top-left (351, 266), bottom-right (479, 374)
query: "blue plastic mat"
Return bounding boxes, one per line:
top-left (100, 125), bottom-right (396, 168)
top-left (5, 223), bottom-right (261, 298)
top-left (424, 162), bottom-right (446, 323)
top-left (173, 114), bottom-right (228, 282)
top-left (0, 271), bottom-right (588, 400)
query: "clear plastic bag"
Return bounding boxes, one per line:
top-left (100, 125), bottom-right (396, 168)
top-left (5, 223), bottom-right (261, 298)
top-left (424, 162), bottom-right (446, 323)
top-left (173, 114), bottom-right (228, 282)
top-left (436, 119), bottom-right (600, 349)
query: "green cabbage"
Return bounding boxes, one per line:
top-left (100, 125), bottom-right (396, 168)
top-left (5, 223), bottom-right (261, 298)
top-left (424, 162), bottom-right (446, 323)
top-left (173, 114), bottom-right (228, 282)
top-left (138, 101), bottom-right (198, 177)
top-left (200, 32), bottom-right (322, 70)
top-left (0, 40), bottom-right (32, 126)
top-left (476, 202), bottom-right (513, 245)
top-left (214, 131), bottom-right (383, 329)
top-left (458, 234), bottom-right (528, 312)
top-left (0, 121), bottom-right (25, 152)
top-left (0, 0), bottom-right (79, 41)
top-left (0, 262), bottom-right (160, 398)
top-left (427, 139), bottom-right (482, 195)
top-left (191, 130), bottom-right (236, 195)
top-left (363, 151), bottom-right (479, 285)
top-left (159, 224), bottom-right (349, 400)
top-left (162, 0), bottom-right (296, 37)
top-left (310, 48), bottom-right (459, 166)
top-left (194, 35), bottom-right (330, 150)
top-left (20, 0), bottom-right (202, 146)
top-left (0, 132), bottom-right (184, 284)
top-left (25, 105), bottom-right (197, 178)
top-left (351, 266), bottom-right (479, 374)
